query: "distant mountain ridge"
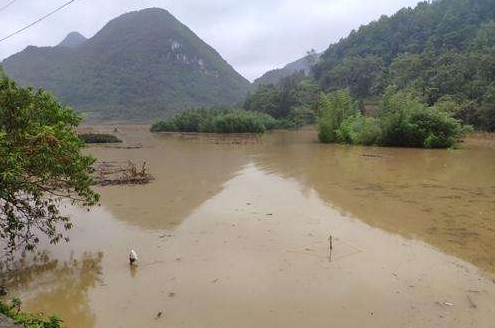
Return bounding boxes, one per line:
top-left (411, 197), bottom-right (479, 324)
top-left (58, 32), bottom-right (87, 48)
top-left (254, 52), bottom-right (320, 87)
top-left (2, 8), bottom-right (251, 123)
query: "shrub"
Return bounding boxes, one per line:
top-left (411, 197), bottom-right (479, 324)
top-left (279, 107), bottom-right (317, 130)
top-left (317, 90), bottom-right (358, 143)
top-left (318, 86), bottom-right (468, 148)
top-left (318, 114), bottom-right (336, 143)
top-left (212, 111), bottom-right (266, 133)
top-left (337, 114), bottom-right (382, 145)
top-left (174, 110), bottom-right (204, 132)
top-left (150, 119), bottom-right (177, 132)
top-left (78, 133), bottom-right (121, 143)
top-left (380, 87), bottom-right (466, 148)
top-left (151, 108), bottom-right (278, 134)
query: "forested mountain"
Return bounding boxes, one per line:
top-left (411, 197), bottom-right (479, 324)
top-left (313, 0), bottom-right (495, 130)
top-left (1, 8), bottom-right (251, 123)
top-left (253, 50), bottom-right (320, 87)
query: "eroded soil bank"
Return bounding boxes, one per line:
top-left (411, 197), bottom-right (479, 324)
top-left (3, 126), bottom-right (495, 328)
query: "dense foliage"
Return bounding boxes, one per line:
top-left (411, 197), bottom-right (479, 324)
top-left (0, 299), bottom-right (67, 328)
top-left (313, 0), bottom-right (495, 131)
top-left (317, 90), bottom-right (359, 143)
top-left (1, 8), bottom-right (251, 123)
top-left (317, 88), bottom-right (468, 148)
top-left (151, 108), bottom-right (278, 134)
top-left (78, 133), bottom-right (122, 144)
top-left (0, 72), bottom-right (99, 252)
top-left (244, 71), bottom-right (320, 128)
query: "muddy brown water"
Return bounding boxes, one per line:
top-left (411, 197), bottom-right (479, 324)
top-left (2, 126), bottom-right (495, 328)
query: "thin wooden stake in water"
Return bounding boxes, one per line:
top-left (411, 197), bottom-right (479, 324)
top-left (328, 234), bottom-right (333, 262)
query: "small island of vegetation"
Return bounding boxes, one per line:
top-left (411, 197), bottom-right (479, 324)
top-left (151, 108), bottom-right (279, 134)
top-left (78, 133), bottom-right (122, 144)
top-left (317, 88), bottom-right (471, 148)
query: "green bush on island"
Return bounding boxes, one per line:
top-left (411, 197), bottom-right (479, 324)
top-left (337, 114), bottom-right (382, 146)
top-left (151, 108), bottom-right (279, 134)
top-left (0, 298), bottom-right (67, 328)
top-left (78, 133), bottom-right (122, 144)
top-left (317, 87), bottom-right (469, 148)
top-left (317, 89), bottom-right (358, 143)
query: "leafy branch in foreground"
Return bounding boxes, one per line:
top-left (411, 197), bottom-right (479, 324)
top-left (0, 298), bottom-right (67, 328)
top-left (0, 71), bottom-right (99, 253)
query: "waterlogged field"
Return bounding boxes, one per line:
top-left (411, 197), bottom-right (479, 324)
top-left (3, 126), bottom-right (495, 328)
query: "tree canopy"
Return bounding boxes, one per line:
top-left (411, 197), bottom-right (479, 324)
top-left (313, 0), bottom-right (495, 131)
top-left (244, 71), bottom-right (320, 128)
top-left (0, 72), bottom-right (99, 253)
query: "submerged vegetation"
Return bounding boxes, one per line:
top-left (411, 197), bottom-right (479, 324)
top-left (317, 88), bottom-right (469, 148)
top-left (151, 108), bottom-right (278, 133)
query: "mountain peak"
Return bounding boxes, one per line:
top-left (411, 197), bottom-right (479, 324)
top-left (58, 32), bottom-right (87, 48)
top-left (3, 8), bottom-right (250, 123)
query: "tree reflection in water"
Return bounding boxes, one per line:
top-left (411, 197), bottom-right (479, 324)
top-left (1, 251), bottom-right (103, 328)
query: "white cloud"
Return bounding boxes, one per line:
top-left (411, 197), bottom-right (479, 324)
top-left (0, 0), bottom-right (422, 81)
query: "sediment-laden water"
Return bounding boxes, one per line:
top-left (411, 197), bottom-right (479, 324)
top-left (3, 126), bottom-right (495, 328)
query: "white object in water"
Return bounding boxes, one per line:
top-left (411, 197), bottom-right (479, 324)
top-left (129, 249), bottom-right (138, 265)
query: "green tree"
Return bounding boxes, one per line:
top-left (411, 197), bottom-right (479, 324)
top-left (313, 0), bottom-right (495, 130)
top-left (317, 89), bottom-right (358, 143)
top-left (0, 72), bottom-right (99, 252)
top-left (324, 56), bottom-right (383, 98)
top-left (244, 85), bottom-right (284, 118)
top-left (244, 72), bottom-right (320, 126)
top-left (379, 86), bottom-right (466, 148)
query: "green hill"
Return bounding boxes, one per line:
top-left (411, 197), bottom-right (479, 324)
top-left (313, 0), bottom-right (495, 130)
top-left (254, 50), bottom-right (320, 87)
top-left (1, 8), bottom-right (251, 123)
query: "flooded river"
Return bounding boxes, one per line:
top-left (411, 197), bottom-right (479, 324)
top-left (3, 126), bottom-right (495, 328)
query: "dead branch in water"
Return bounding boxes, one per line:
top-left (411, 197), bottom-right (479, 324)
top-left (93, 161), bottom-right (154, 186)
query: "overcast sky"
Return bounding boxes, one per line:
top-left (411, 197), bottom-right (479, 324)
top-left (0, 0), bottom-right (421, 81)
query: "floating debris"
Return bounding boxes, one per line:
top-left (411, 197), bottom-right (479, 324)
top-left (467, 295), bottom-right (477, 309)
top-left (93, 161), bottom-right (154, 186)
